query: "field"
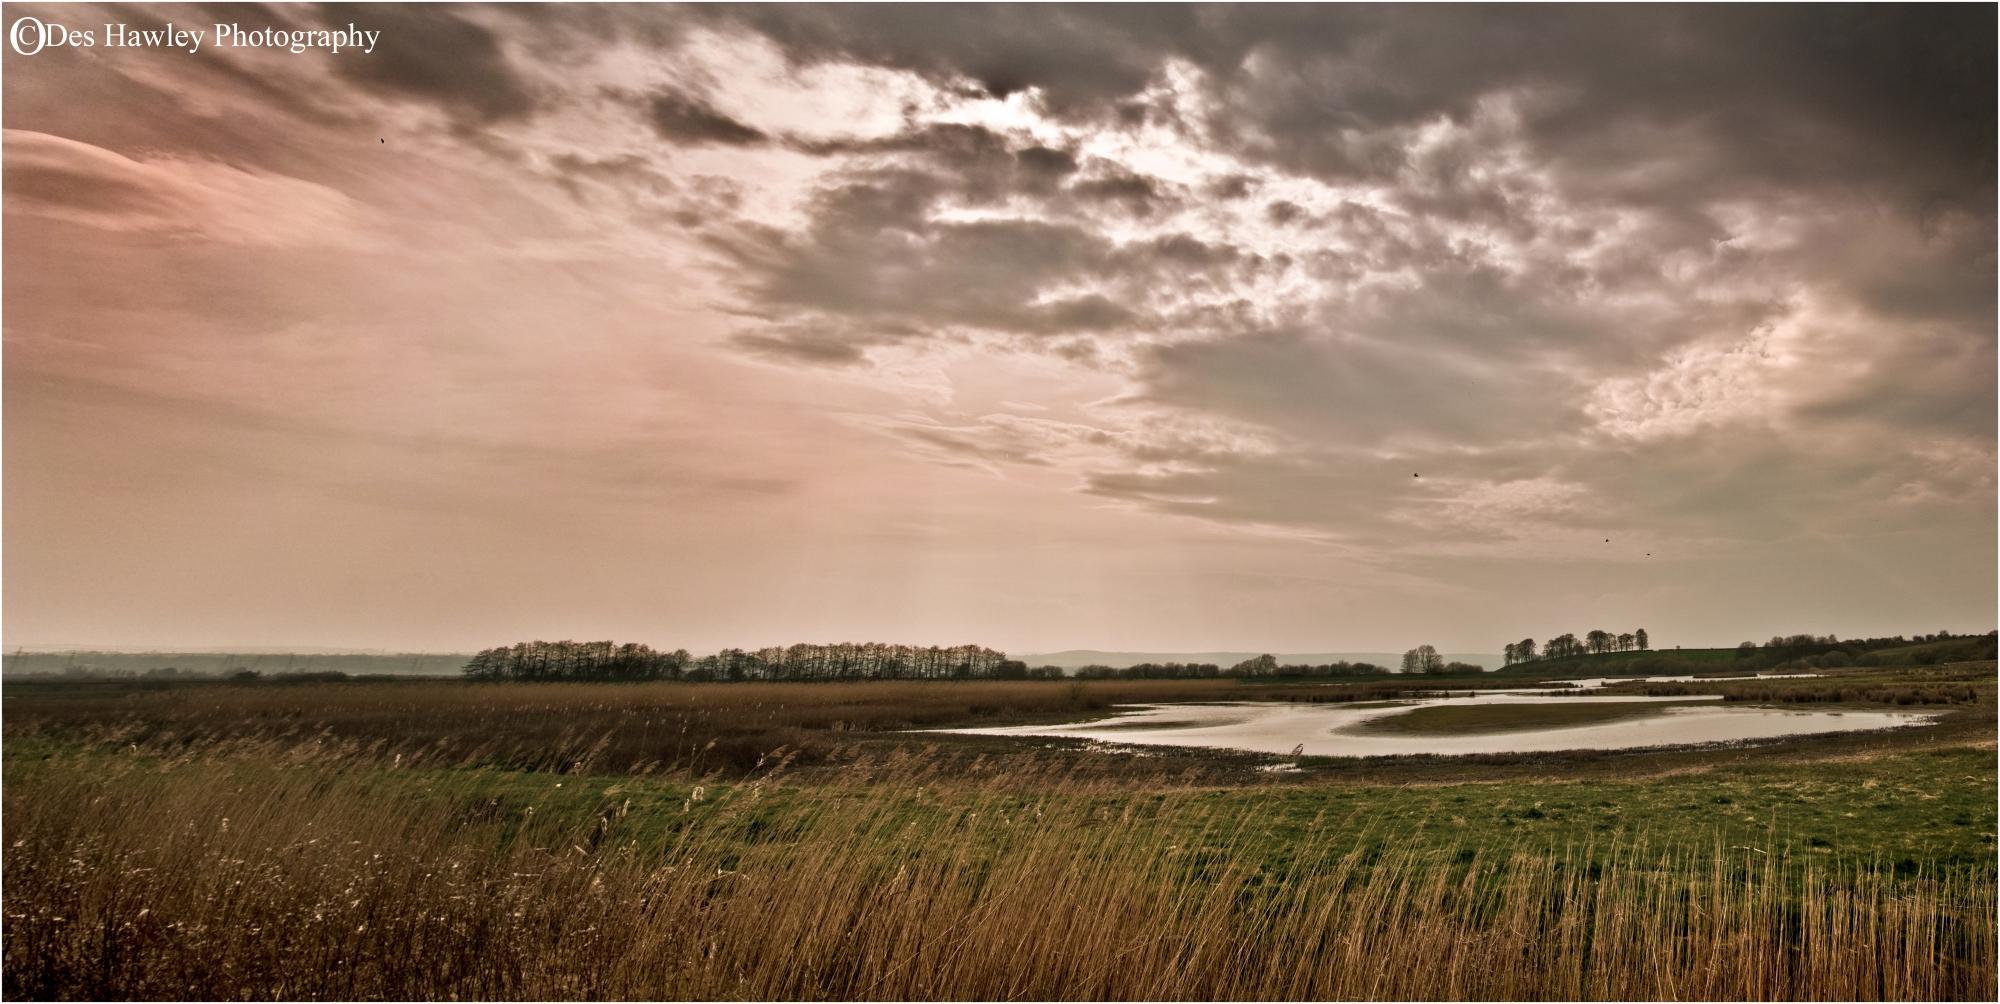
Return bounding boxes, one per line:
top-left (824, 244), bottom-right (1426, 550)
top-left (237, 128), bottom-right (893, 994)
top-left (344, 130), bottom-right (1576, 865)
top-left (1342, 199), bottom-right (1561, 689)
top-left (3, 664), bottom-right (1995, 999)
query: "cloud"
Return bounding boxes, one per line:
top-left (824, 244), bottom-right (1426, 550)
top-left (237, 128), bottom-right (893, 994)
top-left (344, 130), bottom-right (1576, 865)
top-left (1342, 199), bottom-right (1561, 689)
top-left (2, 129), bottom-right (361, 247)
top-left (1586, 330), bottom-right (1789, 442)
top-left (643, 91), bottom-right (770, 146)
top-left (319, 4), bottom-right (536, 126)
top-left (543, 152), bottom-right (678, 204)
top-left (4, 3), bottom-right (1991, 648)
top-left (654, 4), bottom-right (1992, 575)
top-left (711, 164), bottom-right (1162, 344)
top-left (697, 4), bottom-right (1191, 116)
top-left (706, 5), bottom-right (1991, 215)
top-left (731, 323), bottom-right (889, 366)
top-left (1067, 164), bottom-right (1177, 218)
top-left (788, 123), bottom-right (1079, 200)
top-left (1207, 173), bottom-right (1260, 200)
top-left (1264, 200), bottom-right (1307, 226)
top-left (1135, 326), bottom-right (1582, 454)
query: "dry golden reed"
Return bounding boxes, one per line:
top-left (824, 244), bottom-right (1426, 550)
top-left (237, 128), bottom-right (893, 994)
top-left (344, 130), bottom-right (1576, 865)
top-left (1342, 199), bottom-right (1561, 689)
top-left (4, 733), bottom-right (1992, 1001)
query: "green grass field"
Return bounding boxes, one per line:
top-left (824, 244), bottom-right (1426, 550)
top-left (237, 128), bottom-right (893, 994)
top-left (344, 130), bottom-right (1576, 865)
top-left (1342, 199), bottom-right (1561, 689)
top-left (4, 664), bottom-right (1994, 999)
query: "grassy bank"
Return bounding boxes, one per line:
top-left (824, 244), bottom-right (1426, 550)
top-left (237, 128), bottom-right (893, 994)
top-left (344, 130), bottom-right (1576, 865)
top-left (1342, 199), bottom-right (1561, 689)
top-left (4, 739), bottom-right (1993, 1000)
top-left (4, 670), bottom-right (1994, 999)
top-left (1357, 699), bottom-right (1711, 735)
top-left (1585, 665), bottom-right (1991, 707)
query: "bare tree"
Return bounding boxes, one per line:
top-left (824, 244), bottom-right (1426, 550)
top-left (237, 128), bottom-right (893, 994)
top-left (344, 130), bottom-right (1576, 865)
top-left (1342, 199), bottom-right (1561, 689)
top-left (1402, 644), bottom-right (1444, 674)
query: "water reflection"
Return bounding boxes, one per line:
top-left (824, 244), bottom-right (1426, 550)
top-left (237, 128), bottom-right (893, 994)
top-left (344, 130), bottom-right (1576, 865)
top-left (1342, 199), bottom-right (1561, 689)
top-left (935, 677), bottom-right (1931, 757)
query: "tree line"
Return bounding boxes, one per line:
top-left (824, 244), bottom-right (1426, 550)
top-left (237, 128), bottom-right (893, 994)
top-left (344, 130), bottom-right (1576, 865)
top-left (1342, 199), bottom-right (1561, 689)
top-left (1398, 645), bottom-right (1484, 674)
top-left (462, 640), bottom-right (1023, 682)
top-left (1073, 654), bottom-right (1388, 680)
top-left (460, 642), bottom-right (1403, 683)
top-left (1502, 629), bottom-right (1649, 665)
top-left (1741, 631), bottom-right (1996, 668)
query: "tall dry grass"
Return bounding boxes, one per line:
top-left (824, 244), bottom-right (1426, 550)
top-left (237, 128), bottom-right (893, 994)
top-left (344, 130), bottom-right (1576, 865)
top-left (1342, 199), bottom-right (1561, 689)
top-left (5, 736), bottom-right (1992, 1000)
top-left (1, 678), bottom-right (1262, 775)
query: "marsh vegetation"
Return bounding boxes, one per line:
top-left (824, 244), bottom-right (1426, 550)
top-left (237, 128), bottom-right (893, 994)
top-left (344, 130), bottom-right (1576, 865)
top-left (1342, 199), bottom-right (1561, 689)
top-left (3, 663), bottom-right (1994, 999)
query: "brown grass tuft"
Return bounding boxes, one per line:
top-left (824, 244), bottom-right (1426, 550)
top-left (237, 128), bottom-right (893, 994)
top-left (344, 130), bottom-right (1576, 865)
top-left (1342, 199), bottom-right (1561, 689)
top-left (5, 734), bottom-right (1992, 1000)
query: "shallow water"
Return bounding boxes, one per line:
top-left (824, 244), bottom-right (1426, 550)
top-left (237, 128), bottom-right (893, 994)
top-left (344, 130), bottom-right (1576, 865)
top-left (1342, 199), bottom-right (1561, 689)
top-left (1558, 672), bottom-right (1823, 691)
top-left (934, 682), bottom-right (1930, 757)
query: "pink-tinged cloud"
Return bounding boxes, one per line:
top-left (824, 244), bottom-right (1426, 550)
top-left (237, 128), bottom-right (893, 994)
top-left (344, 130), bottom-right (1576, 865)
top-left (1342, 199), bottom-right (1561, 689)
top-left (4, 129), bottom-right (362, 246)
top-left (2, 4), bottom-right (1992, 655)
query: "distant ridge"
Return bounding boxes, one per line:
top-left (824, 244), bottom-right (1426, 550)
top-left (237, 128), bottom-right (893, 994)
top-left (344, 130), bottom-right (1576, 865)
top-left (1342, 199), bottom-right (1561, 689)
top-left (5, 648), bottom-right (1508, 677)
top-left (1017, 650), bottom-right (1502, 671)
top-left (4, 645), bottom-right (442, 655)
top-left (2, 651), bottom-right (471, 677)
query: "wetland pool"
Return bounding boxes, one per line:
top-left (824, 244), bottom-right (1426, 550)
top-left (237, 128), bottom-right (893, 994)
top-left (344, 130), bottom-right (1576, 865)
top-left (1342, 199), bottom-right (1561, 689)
top-left (932, 681), bottom-right (1932, 757)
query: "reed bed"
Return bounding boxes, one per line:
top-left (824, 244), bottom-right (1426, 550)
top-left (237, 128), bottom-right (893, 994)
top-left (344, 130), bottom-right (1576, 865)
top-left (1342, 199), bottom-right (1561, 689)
top-left (1, 678), bottom-right (1261, 775)
top-left (5, 736), bottom-right (1992, 1001)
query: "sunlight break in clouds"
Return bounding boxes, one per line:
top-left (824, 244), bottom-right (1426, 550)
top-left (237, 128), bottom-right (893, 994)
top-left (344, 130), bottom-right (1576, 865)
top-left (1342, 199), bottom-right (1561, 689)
top-left (3, 3), bottom-right (1993, 654)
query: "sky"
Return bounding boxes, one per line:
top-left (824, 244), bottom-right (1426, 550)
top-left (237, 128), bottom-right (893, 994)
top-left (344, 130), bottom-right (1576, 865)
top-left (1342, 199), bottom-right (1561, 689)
top-left (3, 3), bottom-right (1994, 655)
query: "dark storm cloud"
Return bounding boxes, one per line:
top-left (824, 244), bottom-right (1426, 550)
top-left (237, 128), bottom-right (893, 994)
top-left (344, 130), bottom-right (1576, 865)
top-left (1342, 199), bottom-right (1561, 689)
top-left (98, 3), bottom-right (1990, 549)
top-left (676, 3), bottom-right (1988, 391)
top-left (1264, 200), bottom-right (1306, 226)
top-left (730, 325), bottom-right (878, 366)
top-left (8, 2), bottom-right (1993, 651)
top-left (788, 123), bottom-right (1079, 199)
top-left (1206, 174), bottom-right (1260, 200)
top-left (1066, 164), bottom-right (1177, 218)
top-left (716, 203), bottom-right (1276, 356)
top-left (718, 193), bottom-right (1123, 336)
top-left (709, 4), bottom-right (1993, 210)
top-left (695, 3), bottom-right (1197, 115)
top-left (706, 137), bottom-right (1264, 359)
top-left (642, 91), bottom-right (770, 146)
top-left (654, 5), bottom-right (1992, 574)
top-left (1016, 146), bottom-right (1083, 183)
top-left (1127, 233), bottom-right (1242, 272)
top-left (316, 4), bottom-right (535, 126)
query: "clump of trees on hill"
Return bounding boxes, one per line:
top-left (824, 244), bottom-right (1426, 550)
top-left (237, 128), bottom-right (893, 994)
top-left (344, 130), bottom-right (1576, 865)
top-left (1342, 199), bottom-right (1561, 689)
top-left (1499, 628), bottom-right (1995, 672)
top-left (1398, 645), bottom-right (1482, 674)
top-left (462, 640), bottom-right (1024, 682)
top-left (1503, 629), bottom-right (1648, 665)
top-left (1744, 631), bottom-right (1996, 669)
top-left (1073, 654), bottom-right (1388, 679)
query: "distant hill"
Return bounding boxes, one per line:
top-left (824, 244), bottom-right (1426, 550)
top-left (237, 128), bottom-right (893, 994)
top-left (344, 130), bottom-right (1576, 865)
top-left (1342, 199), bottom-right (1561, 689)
top-left (5, 646), bottom-right (1542, 679)
top-left (1498, 633), bottom-right (1997, 675)
top-left (1016, 650), bottom-right (1502, 671)
top-left (1, 651), bottom-right (470, 678)
top-left (1496, 648), bottom-right (1740, 676)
